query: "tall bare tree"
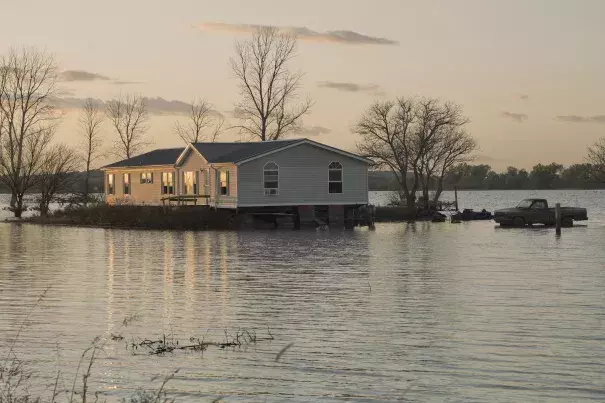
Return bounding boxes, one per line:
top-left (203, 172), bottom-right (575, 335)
top-left (173, 99), bottom-right (224, 143)
top-left (587, 137), bottom-right (605, 183)
top-left (78, 98), bottom-right (104, 202)
top-left (106, 93), bottom-right (150, 159)
top-left (355, 97), bottom-right (474, 214)
top-left (230, 26), bottom-right (313, 141)
top-left (417, 126), bottom-right (477, 207)
top-left (0, 47), bottom-right (59, 217)
top-left (35, 143), bottom-right (79, 217)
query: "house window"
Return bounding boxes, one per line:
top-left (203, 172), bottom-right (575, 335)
top-left (219, 170), bottom-right (229, 196)
top-left (263, 162), bottom-right (279, 195)
top-left (183, 171), bottom-right (197, 195)
top-left (107, 174), bottom-right (115, 195)
top-left (329, 161), bottom-right (343, 194)
top-left (123, 173), bottom-right (131, 195)
top-left (140, 172), bottom-right (153, 184)
top-left (161, 172), bottom-right (174, 195)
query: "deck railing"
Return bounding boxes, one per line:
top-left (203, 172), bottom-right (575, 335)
top-left (161, 194), bottom-right (211, 207)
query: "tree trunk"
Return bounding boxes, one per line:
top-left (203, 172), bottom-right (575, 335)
top-left (39, 199), bottom-right (50, 217)
top-left (13, 194), bottom-right (24, 218)
top-left (432, 185), bottom-right (443, 206)
top-left (405, 193), bottom-right (416, 218)
top-left (84, 170), bottom-right (90, 205)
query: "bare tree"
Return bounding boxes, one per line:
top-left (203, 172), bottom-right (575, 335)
top-left (230, 26), bottom-right (313, 141)
top-left (587, 137), bottom-right (605, 183)
top-left (355, 97), bottom-right (474, 214)
top-left (173, 99), bottom-right (224, 143)
top-left (106, 93), bottom-right (150, 159)
top-left (418, 127), bottom-right (477, 207)
top-left (0, 47), bottom-right (59, 218)
top-left (35, 144), bottom-right (79, 217)
top-left (78, 98), bottom-right (104, 203)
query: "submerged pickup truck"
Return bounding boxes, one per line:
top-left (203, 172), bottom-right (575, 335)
top-left (494, 199), bottom-right (588, 227)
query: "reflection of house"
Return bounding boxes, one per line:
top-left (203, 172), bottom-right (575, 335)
top-left (101, 139), bottom-right (371, 211)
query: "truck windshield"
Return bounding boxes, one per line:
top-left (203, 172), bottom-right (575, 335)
top-left (516, 199), bottom-right (534, 208)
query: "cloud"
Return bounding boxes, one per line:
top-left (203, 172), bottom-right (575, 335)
top-left (501, 111), bottom-right (528, 122)
top-left (555, 115), bottom-right (605, 124)
top-left (199, 22), bottom-right (398, 45)
top-left (60, 70), bottom-right (110, 82)
top-left (293, 126), bottom-right (332, 137)
top-left (51, 96), bottom-right (221, 116)
top-left (60, 70), bottom-right (141, 86)
top-left (519, 94), bottom-right (529, 100)
top-left (317, 81), bottom-right (382, 94)
top-left (113, 80), bottom-right (142, 85)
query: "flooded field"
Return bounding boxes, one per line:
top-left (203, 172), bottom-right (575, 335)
top-left (1, 190), bottom-right (604, 402)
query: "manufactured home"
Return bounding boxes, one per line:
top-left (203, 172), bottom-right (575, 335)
top-left (101, 139), bottom-right (371, 221)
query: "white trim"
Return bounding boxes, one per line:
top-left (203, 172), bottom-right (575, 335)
top-left (175, 143), bottom-right (209, 167)
top-left (236, 139), bottom-right (372, 165)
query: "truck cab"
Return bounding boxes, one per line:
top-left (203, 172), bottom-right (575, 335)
top-left (515, 198), bottom-right (548, 210)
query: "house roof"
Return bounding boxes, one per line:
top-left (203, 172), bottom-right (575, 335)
top-left (191, 139), bottom-right (304, 163)
top-left (103, 139), bottom-right (371, 169)
top-left (102, 148), bottom-right (185, 169)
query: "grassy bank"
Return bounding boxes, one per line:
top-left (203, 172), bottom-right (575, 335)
top-left (14, 204), bottom-right (432, 230)
top-left (23, 204), bottom-right (241, 230)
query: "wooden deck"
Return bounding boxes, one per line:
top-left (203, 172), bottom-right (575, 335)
top-left (161, 194), bottom-right (211, 207)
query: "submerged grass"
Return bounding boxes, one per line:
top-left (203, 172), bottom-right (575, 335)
top-left (1, 291), bottom-right (283, 402)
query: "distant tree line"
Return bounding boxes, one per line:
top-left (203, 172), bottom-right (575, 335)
top-left (445, 163), bottom-right (603, 190)
top-left (368, 162), bottom-right (605, 191)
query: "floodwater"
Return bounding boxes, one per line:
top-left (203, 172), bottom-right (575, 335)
top-left (0, 191), bottom-right (604, 402)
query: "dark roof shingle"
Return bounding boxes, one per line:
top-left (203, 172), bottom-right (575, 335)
top-left (103, 138), bottom-right (368, 169)
top-left (102, 148), bottom-right (185, 169)
top-left (192, 139), bottom-right (304, 163)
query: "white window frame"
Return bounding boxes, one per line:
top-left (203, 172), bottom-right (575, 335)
top-left (328, 161), bottom-right (343, 194)
top-left (161, 172), bottom-right (174, 195)
top-left (219, 169), bottom-right (229, 196)
top-left (183, 171), bottom-right (197, 195)
top-left (263, 162), bottom-right (279, 195)
top-left (123, 173), bottom-right (131, 195)
top-left (140, 172), bottom-right (153, 184)
top-left (107, 174), bottom-right (115, 195)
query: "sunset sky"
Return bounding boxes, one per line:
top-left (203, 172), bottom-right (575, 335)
top-left (2, 0), bottom-right (604, 170)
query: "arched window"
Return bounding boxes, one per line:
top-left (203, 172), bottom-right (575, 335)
top-left (329, 162), bottom-right (343, 194)
top-left (264, 162), bottom-right (279, 195)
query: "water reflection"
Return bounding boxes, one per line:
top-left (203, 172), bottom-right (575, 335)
top-left (1, 214), bottom-right (605, 401)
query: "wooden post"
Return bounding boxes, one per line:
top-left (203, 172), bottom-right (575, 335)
top-left (555, 203), bottom-right (561, 236)
top-left (454, 186), bottom-right (459, 211)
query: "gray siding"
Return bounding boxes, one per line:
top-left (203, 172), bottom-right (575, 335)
top-left (237, 143), bottom-right (368, 206)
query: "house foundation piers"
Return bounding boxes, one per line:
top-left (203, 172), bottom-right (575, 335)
top-left (238, 204), bottom-right (375, 230)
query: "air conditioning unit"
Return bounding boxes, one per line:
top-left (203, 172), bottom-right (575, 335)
top-left (264, 188), bottom-right (278, 195)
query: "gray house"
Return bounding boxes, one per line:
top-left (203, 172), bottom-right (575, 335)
top-left (101, 139), bottom-right (371, 218)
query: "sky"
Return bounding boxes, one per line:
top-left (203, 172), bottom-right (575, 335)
top-left (2, 0), bottom-right (604, 170)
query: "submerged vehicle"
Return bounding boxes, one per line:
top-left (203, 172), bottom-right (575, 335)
top-left (494, 199), bottom-right (588, 227)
